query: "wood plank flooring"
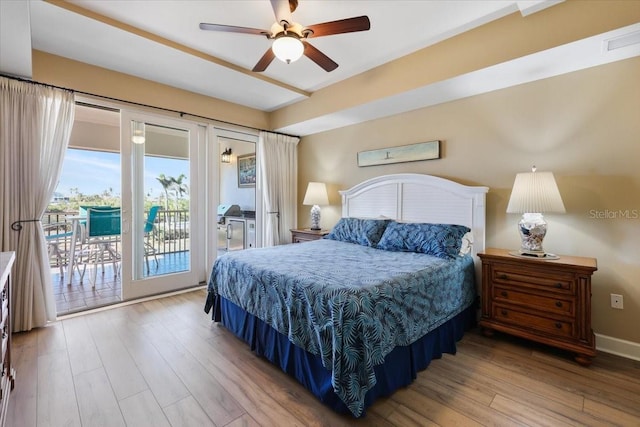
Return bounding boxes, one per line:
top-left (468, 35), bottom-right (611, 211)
top-left (6, 289), bottom-right (640, 426)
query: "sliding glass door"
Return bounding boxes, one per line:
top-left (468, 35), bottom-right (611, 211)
top-left (120, 111), bottom-right (204, 299)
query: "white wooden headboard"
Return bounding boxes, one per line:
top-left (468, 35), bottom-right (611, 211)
top-left (340, 174), bottom-right (489, 257)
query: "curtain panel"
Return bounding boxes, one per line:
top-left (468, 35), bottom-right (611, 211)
top-left (0, 77), bottom-right (75, 332)
top-left (258, 131), bottom-right (299, 247)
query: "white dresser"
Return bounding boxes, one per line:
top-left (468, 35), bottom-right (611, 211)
top-left (0, 252), bottom-right (15, 427)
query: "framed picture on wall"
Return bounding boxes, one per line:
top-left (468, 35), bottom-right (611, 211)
top-left (357, 140), bottom-right (441, 167)
top-left (237, 153), bottom-right (256, 188)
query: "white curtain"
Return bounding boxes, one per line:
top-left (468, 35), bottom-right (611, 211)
top-left (0, 77), bottom-right (75, 332)
top-left (258, 131), bottom-right (299, 247)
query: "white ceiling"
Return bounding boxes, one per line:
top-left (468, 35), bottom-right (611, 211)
top-left (31, 0), bottom-right (532, 111)
top-left (2, 1), bottom-right (639, 136)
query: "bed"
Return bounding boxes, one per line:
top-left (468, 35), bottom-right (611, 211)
top-left (204, 173), bottom-right (489, 417)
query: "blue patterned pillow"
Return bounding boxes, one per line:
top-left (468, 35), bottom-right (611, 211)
top-left (324, 217), bottom-right (390, 247)
top-left (377, 222), bottom-right (471, 259)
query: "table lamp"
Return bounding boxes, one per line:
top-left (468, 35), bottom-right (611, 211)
top-left (303, 182), bottom-right (329, 230)
top-left (506, 166), bottom-right (565, 257)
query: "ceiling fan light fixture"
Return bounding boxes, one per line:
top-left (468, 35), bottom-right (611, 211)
top-left (272, 34), bottom-right (304, 64)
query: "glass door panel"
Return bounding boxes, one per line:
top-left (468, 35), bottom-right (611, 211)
top-left (121, 112), bottom-right (202, 300)
top-left (136, 123), bottom-right (190, 279)
top-left (212, 132), bottom-right (258, 266)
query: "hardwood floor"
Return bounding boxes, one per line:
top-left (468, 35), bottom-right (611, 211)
top-left (7, 289), bottom-right (640, 426)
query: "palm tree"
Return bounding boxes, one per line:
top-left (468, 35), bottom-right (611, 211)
top-left (170, 174), bottom-right (188, 209)
top-left (156, 174), bottom-right (173, 210)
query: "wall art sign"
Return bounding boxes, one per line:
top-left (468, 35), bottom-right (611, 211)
top-left (357, 140), bottom-right (441, 167)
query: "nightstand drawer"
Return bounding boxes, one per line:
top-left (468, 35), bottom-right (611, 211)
top-left (494, 286), bottom-right (574, 316)
top-left (293, 235), bottom-right (316, 243)
top-left (493, 305), bottom-right (574, 339)
top-left (492, 265), bottom-right (575, 294)
top-left (290, 229), bottom-right (328, 243)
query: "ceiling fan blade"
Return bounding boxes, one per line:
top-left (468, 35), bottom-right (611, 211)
top-left (303, 42), bottom-right (338, 72)
top-left (199, 23), bottom-right (267, 36)
top-left (270, 0), bottom-right (293, 24)
top-left (305, 16), bottom-right (370, 38)
top-left (252, 48), bottom-right (276, 72)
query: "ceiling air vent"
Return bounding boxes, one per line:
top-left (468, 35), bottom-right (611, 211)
top-left (604, 30), bottom-right (640, 52)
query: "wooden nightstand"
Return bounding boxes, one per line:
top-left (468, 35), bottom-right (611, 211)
top-left (478, 248), bottom-right (597, 366)
top-left (290, 228), bottom-right (329, 243)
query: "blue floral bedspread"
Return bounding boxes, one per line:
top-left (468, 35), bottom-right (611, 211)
top-left (206, 239), bottom-right (476, 416)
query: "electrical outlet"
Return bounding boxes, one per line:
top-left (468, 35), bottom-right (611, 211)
top-left (611, 293), bottom-right (624, 309)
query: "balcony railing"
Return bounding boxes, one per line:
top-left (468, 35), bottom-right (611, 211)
top-left (43, 209), bottom-right (190, 268)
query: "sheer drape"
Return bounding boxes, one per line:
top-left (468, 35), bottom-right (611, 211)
top-left (0, 77), bottom-right (75, 332)
top-left (258, 131), bottom-right (299, 247)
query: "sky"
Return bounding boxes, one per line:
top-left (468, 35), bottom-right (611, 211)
top-left (55, 148), bottom-right (189, 200)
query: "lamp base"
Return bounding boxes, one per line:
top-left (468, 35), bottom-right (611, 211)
top-left (518, 249), bottom-right (548, 258)
top-left (517, 212), bottom-right (548, 254)
top-left (509, 250), bottom-right (560, 260)
top-left (310, 205), bottom-right (321, 230)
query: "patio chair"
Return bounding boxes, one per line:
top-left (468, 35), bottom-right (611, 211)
top-left (144, 206), bottom-right (161, 273)
top-left (44, 222), bottom-right (75, 276)
top-left (79, 205), bottom-right (115, 216)
top-left (85, 207), bottom-right (121, 286)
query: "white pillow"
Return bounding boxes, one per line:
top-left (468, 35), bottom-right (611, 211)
top-left (459, 231), bottom-right (474, 256)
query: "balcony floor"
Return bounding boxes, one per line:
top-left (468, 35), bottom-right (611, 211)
top-left (51, 251), bottom-right (190, 316)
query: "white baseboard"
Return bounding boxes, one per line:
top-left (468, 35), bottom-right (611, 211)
top-left (595, 333), bottom-right (640, 361)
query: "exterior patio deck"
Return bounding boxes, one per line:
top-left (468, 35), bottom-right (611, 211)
top-left (52, 251), bottom-right (190, 316)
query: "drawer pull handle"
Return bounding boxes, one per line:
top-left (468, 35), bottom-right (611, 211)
top-left (555, 301), bottom-right (563, 308)
top-left (555, 283), bottom-right (563, 289)
top-left (498, 274), bottom-right (508, 280)
top-left (500, 291), bottom-right (508, 297)
top-left (555, 322), bottom-right (562, 329)
top-left (501, 309), bottom-right (508, 316)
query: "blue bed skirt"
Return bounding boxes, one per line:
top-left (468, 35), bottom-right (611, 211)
top-left (210, 295), bottom-right (476, 417)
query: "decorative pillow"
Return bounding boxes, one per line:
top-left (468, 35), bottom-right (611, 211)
top-left (324, 217), bottom-right (390, 247)
top-left (459, 231), bottom-right (474, 256)
top-left (377, 222), bottom-right (471, 259)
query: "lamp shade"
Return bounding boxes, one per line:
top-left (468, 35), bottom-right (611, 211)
top-left (506, 169), bottom-right (565, 214)
top-left (272, 35), bottom-right (304, 64)
top-left (303, 182), bottom-right (329, 206)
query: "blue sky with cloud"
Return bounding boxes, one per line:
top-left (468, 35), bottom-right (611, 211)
top-left (55, 149), bottom-right (188, 199)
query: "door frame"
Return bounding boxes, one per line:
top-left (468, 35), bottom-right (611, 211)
top-left (120, 110), bottom-right (206, 300)
top-left (207, 126), bottom-right (259, 276)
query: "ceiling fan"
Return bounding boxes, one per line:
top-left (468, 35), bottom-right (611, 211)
top-left (199, 0), bottom-right (370, 72)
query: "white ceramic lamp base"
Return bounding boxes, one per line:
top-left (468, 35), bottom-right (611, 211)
top-left (310, 205), bottom-right (321, 230)
top-left (517, 212), bottom-right (548, 257)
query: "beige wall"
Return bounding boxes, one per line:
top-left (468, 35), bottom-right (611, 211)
top-left (272, 0), bottom-right (640, 131)
top-left (32, 50), bottom-right (269, 130)
top-left (298, 57), bottom-right (640, 344)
